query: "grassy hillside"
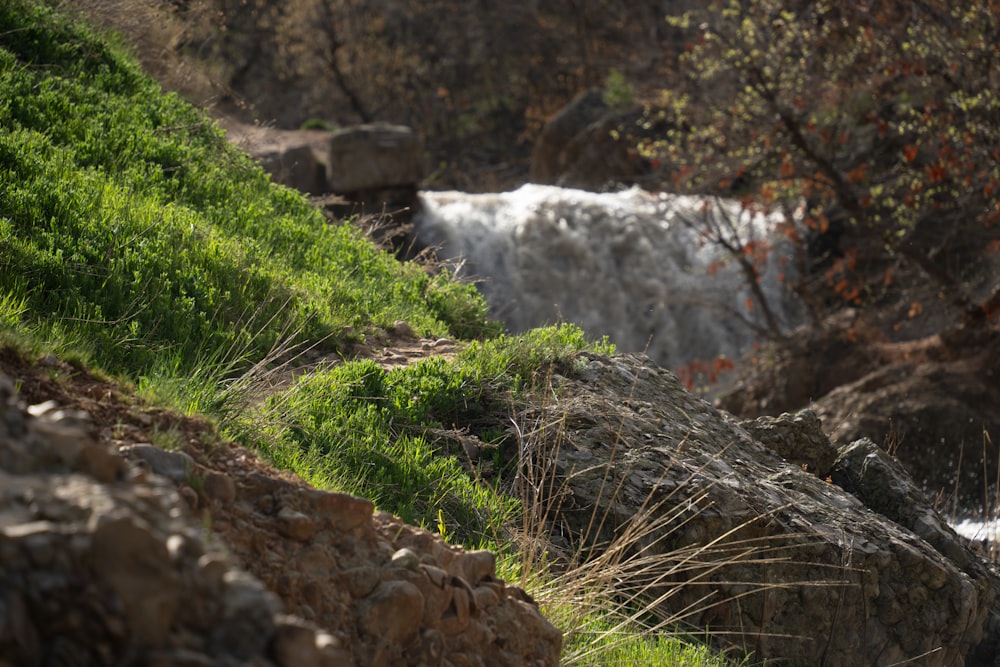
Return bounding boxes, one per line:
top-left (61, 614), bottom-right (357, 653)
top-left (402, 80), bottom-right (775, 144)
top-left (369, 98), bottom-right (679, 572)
top-left (0, 3), bottom-right (747, 665)
top-left (0, 0), bottom-right (532, 536)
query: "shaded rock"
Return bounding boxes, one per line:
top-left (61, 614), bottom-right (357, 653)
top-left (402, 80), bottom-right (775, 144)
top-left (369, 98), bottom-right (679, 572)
top-left (529, 89), bottom-right (670, 191)
top-left (528, 352), bottom-right (1000, 667)
top-left (90, 514), bottom-right (180, 646)
top-left (358, 580), bottom-right (425, 646)
top-left (718, 317), bottom-right (1000, 515)
top-left (530, 89), bottom-right (610, 185)
top-left (741, 409), bottom-right (838, 477)
top-left (813, 354), bottom-right (1000, 510)
top-left (122, 442), bottom-right (195, 482)
top-left (219, 118), bottom-right (331, 196)
top-left (257, 143), bottom-right (327, 195)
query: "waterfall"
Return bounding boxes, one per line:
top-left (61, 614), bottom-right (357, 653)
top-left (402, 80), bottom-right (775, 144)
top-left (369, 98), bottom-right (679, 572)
top-left (414, 184), bottom-right (801, 371)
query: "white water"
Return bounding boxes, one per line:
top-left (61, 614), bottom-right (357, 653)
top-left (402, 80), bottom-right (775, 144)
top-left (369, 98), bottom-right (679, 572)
top-left (951, 518), bottom-right (1000, 544)
top-left (414, 184), bottom-right (801, 369)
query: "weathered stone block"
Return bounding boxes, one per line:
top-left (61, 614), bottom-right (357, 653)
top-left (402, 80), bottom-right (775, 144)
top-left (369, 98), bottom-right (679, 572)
top-left (327, 123), bottom-right (426, 193)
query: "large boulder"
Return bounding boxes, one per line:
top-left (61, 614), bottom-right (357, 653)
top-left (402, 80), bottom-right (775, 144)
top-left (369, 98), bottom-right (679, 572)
top-left (530, 89), bottom-right (610, 185)
top-left (327, 122), bottom-right (426, 195)
top-left (718, 318), bottom-right (1000, 513)
top-left (521, 352), bottom-right (1000, 666)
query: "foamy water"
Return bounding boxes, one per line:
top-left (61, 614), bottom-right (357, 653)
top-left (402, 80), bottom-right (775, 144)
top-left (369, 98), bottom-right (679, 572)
top-left (951, 518), bottom-right (1000, 543)
top-left (414, 184), bottom-right (801, 369)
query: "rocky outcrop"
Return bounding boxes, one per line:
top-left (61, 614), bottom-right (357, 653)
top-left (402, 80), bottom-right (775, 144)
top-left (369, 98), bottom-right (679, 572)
top-left (0, 374), bottom-right (561, 667)
top-left (519, 352), bottom-right (1000, 666)
top-left (530, 89), bottom-right (610, 186)
top-left (718, 318), bottom-right (1000, 513)
top-left (529, 89), bottom-right (669, 191)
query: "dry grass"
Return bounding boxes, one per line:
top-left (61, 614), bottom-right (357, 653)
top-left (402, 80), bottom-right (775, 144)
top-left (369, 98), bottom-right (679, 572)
top-left (501, 369), bottom-right (845, 666)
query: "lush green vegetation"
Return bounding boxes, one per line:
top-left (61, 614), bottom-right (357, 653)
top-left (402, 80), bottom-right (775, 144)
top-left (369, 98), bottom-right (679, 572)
top-left (0, 3), bottom-right (754, 665)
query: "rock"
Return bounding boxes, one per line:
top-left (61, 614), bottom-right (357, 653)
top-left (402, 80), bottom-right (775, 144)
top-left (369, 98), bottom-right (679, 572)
top-left (90, 515), bottom-right (180, 646)
top-left (717, 318), bottom-right (1000, 515)
top-left (530, 90), bottom-right (609, 185)
top-left (813, 356), bottom-right (1000, 510)
top-left (529, 89), bottom-right (668, 191)
top-left (219, 119), bottom-right (332, 196)
top-left (257, 143), bottom-right (327, 195)
top-left (327, 123), bottom-right (426, 194)
top-left (277, 506), bottom-right (318, 542)
top-left (121, 443), bottom-right (195, 482)
top-left (306, 488), bottom-right (373, 530)
top-left (202, 471), bottom-right (236, 502)
top-left (740, 409), bottom-right (838, 477)
top-left (358, 580), bottom-right (425, 645)
top-left (831, 438), bottom-right (974, 569)
top-left (528, 352), bottom-right (1000, 667)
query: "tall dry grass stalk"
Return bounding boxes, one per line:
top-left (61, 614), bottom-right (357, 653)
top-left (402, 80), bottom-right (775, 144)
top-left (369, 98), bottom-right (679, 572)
top-left (506, 366), bottom-right (848, 664)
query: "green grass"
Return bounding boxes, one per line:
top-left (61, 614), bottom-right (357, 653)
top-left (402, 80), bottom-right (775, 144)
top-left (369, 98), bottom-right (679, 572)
top-left (0, 3), bottom-right (754, 665)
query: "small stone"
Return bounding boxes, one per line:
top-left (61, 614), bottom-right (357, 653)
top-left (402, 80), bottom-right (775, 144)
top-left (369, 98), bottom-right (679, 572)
top-left (391, 320), bottom-right (416, 339)
top-left (473, 584), bottom-right (500, 611)
top-left (307, 490), bottom-right (373, 530)
top-left (277, 507), bottom-right (317, 542)
top-left (339, 566), bottom-right (380, 599)
top-left (357, 580), bottom-right (424, 645)
top-left (271, 616), bottom-right (325, 667)
top-left (202, 472), bottom-right (236, 502)
top-left (122, 444), bottom-right (195, 483)
top-left (77, 442), bottom-right (125, 482)
top-left (454, 550), bottom-right (496, 585)
top-left (27, 400), bottom-right (60, 417)
top-left (390, 547), bottom-right (420, 571)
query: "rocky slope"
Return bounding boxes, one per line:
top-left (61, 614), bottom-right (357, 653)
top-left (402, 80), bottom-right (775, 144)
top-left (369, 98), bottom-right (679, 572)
top-left (0, 350), bottom-right (561, 667)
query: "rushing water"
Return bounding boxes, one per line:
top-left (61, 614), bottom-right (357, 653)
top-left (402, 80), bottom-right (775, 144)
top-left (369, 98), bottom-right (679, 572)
top-left (414, 184), bottom-right (801, 370)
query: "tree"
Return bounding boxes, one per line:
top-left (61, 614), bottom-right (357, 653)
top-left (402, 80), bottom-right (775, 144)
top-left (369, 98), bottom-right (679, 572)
top-left (647, 0), bottom-right (1000, 327)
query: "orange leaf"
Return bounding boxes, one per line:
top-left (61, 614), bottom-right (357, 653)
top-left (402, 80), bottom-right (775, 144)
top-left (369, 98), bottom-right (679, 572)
top-left (926, 164), bottom-right (947, 184)
top-left (903, 145), bottom-right (918, 163)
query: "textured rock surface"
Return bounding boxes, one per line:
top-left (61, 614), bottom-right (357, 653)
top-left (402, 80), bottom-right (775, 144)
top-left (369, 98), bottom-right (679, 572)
top-left (525, 352), bottom-right (1000, 667)
top-left (0, 372), bottom-right (561, 667)
top-left (719, 318), bottom-right (1000, 512)
top-left (327, 123), bottom-right (426, 194)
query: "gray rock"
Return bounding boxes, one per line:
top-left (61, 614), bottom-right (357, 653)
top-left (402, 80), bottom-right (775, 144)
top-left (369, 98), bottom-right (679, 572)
top-left (122, 443), bottom-right (195, 482)
top-left (740, 409), bottom-right (838, 477)
top-left (258, 143), bottom-right (327, 195)
top-left (327, 123), bottom-right (426, 193)
top-left (530, 352), bottom-right (1000, 667)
